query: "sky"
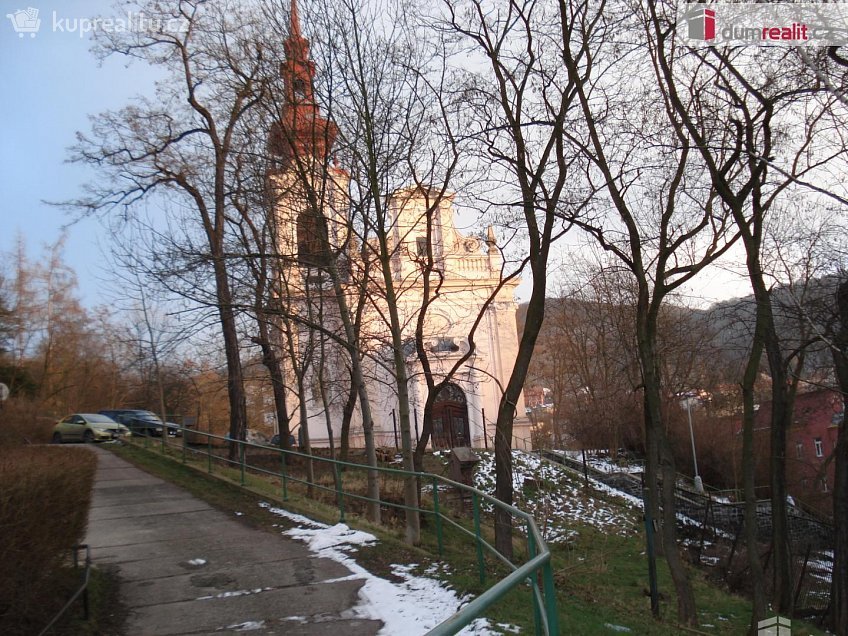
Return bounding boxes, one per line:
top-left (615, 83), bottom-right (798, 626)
top-left (0, 0), bottom-right (162, 305)
top-left (0, 0), bottom-right (754, 310)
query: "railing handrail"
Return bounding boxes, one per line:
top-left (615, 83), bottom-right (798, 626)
top-left (135, 426), bottom-right (559, 635)
top-left (38, 544), bottom-right (90, 636)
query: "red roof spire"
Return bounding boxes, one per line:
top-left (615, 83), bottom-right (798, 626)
top-left (290, 0), bottom-right (301, 39)
top-left (268, 0), bottom-right (338, 166)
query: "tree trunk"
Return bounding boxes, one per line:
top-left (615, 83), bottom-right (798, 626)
top-left (749, 274), bottom-right (794, 615)
top-left (327, 271), bottom-right (380, 523)
top-left (494, 270), bottom-right (547, 558)
top-left (638, 301), bottom-right (697, 626)
top-left (659, 438), bottom-right (697, 624)
top-left (254, 319), bottom-right (292, 452)
top-left (215, 264), bottom-right (248, 461)
top-left (339, 370), bottom-right (357, 463)
top-left (830, 279), bottom-right (848, 634)
top-left (741, 321), bottom-right (768, 631)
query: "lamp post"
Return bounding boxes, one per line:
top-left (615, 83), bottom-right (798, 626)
top-left (683, 394), bottom-right (704, 493)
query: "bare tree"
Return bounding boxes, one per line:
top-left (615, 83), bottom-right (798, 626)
top-left (68, 0), bottom-right (270, 455)
top-left (441, 0), bottom-right (588, 558)
top-left (647, 5), bottom-right (848, 618)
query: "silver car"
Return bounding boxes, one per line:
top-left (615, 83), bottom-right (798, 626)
top-left (52, 413), bottom-right (131, 443)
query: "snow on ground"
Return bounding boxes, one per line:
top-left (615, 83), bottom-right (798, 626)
top-left (472, 451), bottom-right (641, 542)
top-left (260, 503), bottom-right (515, 635)
top-left (560, 450), bottom-right (644, 476)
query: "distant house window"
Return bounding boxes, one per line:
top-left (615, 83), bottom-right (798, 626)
top-left (416, 236), bottom-right (428, 257)
top-left (822, 477), bottom-right (829, 493)
top-left (814, 437), bottom-right (824, 458)
top-left (796, 442), bottom-right (804, 459)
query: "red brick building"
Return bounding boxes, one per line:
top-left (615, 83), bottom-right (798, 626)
top-left (752, 388), bottom-right (842, 517)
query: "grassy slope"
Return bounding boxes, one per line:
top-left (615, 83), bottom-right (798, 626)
top-left (108, 443), bottom-right (826, 636)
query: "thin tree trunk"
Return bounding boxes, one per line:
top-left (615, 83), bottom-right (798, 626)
top-left (639, 303), bottom-right (697, 626)
top-left (749, 275), bottom-right (794, 615)
top-left (741, 322), bottom-right (768, 631)
top-left (339, 369), bottom-right (357, 463)
top-left (215, 264), bottom-right (248, 461)
top-left (254, 323), bottom-right (291, 451)
top-left (495, 274), bottom-right (547, 558)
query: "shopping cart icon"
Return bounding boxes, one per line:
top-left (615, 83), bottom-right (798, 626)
top-left (6, 7), bottom-right (41, 38)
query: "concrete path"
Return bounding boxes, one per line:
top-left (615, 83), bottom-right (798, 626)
top-left (84, 445), bottom-right (382, 635)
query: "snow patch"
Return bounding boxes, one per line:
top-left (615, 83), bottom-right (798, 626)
top-left (261, 502), bottom-right (516, 635)
top-left (473, 450), bottom-right (640, 541)
top-left (223, 620), bottom-right (265, 631)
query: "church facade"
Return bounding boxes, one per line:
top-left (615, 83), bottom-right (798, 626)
top-left (264, 1), bottom-right (531, 451)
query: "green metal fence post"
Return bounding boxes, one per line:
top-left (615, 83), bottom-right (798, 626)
top-left (472, 493), bottom-right (485, 584)
top-left (542, 556), bottom-right (559, 636)
top-left (240, 441), bottom-right (246, 486)
top-left (334, 464), bottom-right (345, 523)
top-left (432, 476), bottom-right (444, 557)
top-left (207, 436), bottom-right (212, 474)
top-left (527, 532), bottom-right (543, 636)
top-left (281, 450), bottom-right (288, 501)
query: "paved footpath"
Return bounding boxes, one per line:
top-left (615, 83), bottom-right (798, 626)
top-left (84, 445), bottom-right (382, 635)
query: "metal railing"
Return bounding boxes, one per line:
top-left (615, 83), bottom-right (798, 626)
top-left (127, 427), bottom-right (559, 635)
top-left (38, 544), bottom-right (90, 636)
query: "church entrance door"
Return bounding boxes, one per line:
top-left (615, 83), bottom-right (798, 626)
top-left (432, 383), bottom-right (470, 449)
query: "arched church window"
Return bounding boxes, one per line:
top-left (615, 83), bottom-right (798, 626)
top-left (297, 211), bottom-right (328, 266)
top-left (435, 382), bottom-right (467, 405)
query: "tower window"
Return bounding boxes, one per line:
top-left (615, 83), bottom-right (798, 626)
top-left (416, 236), bottom-right (428, 257)
top-left (297, 211), bottom-right (328, 266)
top-left (293, 78), bottom-right (307, 98)
top-left (814, 437), bottom-right (824, 458)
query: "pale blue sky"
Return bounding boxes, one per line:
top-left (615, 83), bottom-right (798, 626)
top-left (1, 0), bottom-right (161, 304)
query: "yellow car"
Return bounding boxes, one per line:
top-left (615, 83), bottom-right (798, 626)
top-left (52, 413), bottom-right (131, 444)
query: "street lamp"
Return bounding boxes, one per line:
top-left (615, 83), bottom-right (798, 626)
top-left (682, 393), bottom-right (704, 494)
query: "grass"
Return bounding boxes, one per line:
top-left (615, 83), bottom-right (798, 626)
top-left (108, 441), bottom-right (828, 635)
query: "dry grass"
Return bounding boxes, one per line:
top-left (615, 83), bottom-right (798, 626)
top-left (0, 446), bottom-right (98, 633)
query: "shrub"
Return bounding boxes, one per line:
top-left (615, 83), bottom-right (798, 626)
top-left (0, 446), bottom-right (97, 633)
top-left (0, 399), bottom-right (57, 447)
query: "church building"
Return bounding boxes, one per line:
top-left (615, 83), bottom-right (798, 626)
top-left (264, 1), bottom-right (531, 451)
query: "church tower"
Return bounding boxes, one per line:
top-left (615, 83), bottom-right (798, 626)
top-left (268, 0), bottom-right (337, 169)
top-left (268, 0), bottom-right (348, 269)
top-left (266, 1), bottom-right (352, 449)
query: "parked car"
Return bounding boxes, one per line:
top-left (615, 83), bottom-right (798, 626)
top-left (269, 433), bottom-right (297, 448)
top-left (98, 409), bottom-right (165, 437)
top-left (165, 422), bottom-right (183, 437)
top-left (52, 413), bottom-right (131, 444)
